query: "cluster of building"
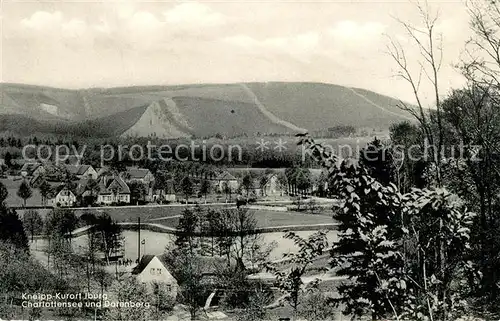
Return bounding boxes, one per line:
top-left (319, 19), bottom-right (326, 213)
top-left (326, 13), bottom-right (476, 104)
top-left (17, 162), bottom-right (162, 207)
top-left (14, 161), bottom-right (288, 208)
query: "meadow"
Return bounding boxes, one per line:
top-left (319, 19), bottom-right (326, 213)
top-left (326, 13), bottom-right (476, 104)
top-left (1, 178), bottom-right (43, 207)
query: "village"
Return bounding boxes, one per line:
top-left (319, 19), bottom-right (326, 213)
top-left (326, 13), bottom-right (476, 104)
top-left (0, 150), bottom-right (343, 320)
top-left (0, 155), bottom-right (339, 321)
top-left (0, 156), bottom-right (328, 209)
top-left (5, 0), bottom-right (500, 319)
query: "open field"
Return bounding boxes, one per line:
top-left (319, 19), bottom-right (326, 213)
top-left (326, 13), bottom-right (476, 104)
top-left (144, 207), bottom-right (333, 229)
top-left (68, 204), bottom-right (334, 227)
top-left (1, 178), bottom-right (43, 207)
top-left (18, 204), bottom-right (335, 236)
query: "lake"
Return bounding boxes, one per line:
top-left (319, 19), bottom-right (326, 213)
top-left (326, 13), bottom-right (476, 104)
top-left (72, 229), bottom-right (338, 262)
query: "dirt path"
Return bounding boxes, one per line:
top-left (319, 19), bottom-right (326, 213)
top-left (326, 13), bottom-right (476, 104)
top-left (348, 87), bottom-right (413, 120)
top-left (240, 83), bottom-right (307, 133)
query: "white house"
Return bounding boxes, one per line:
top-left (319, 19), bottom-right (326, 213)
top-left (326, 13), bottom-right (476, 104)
top-left (49, 186), bottom-right (77, 207)
top-left (131, 255), bottom-right (178, 298)
top-left (261, 173), bottom-right (282, 196)
top-left (97, 175), bottom-right (131, 205)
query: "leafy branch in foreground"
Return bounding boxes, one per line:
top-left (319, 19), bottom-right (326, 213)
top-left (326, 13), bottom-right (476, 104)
top-left (299, 134), bottom-right (475, 321)
top-left (266, 231), bottom-right (328, 319)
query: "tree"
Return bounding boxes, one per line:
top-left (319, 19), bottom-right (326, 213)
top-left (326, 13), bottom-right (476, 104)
top-left (170, 251), bottom-right (207, 320)
top-left (222, 181), bottom-right (232, 201)
top-left (83, 225), bottom-right (100, 292)
top-left (203, 209), bottom-right (220, 256)
top-left (212, 208), bottom-right (235, 264)
top-left (128, 181), bottom-right (147, 205)
top-left (105, 277), bottom-right (153, 321)
top-left (199, 179), bottom-right (211, 202)
top-left (22, 209), bottom-right (43, 242)
top-left (17, 180), bottom-right (32, 207)
top-left (298, 290), bottom-right (338, 321)
top-left (0, 181), bottom-right (8, 204)
top-left (266, 231), bottom-right (329, 319)
top-left (80, 211), bottom-right (97, 226)
top-left (44, 209), bottom-right (71, 273)
top-left (153, 170), bottom-right (171, 190)
top-left (94, 213), bottom-right (123, 264)
top-left (387, 1), bottom-right (445, 187)
top-left (229, 208), bottom-right (275, 272)
top-left (235, 288), bottom-right (272, 321)
top-left (109, 156), bottom-right (127, 174)
top-left (0, 241), bottom-right (66, 317)
top-left (276, 172), bottom-right (288, 196)
top-left (359, 137), bottom-right (396, 186)
top-left (0, 205), bottom-right (29, 250)
top-left (4, 152), bottom-right (12, 168)
top-left (438, 86), bottom-right (500, 309)
top-left (464, 0), bottom-right (500, 90)
top-left (259, 175), bottom-right (269, 197)
top-left (285, 167), bottom-right (298, 195)
top-left (38, 179), bottom-right (52, 206)
top-left (175, 207), bottom-right (202, 253)
top-left (84, 178), bottom-right (100, 205)
top-left (295, 168), bottom-right (311, 196)
top-left (44, 208), bottom-right (79, 273)
top-left (45, 208), bottom-right (79, 240)
top-left (241, 174), bottom-right (253, 200)
top-left (455, 2), bottom-right (500, 309)
top-left (62, 169), bottom-right (78, 192)
top-left (165, 207), bottom-right (211, 320)
top-left (179, 176), bottom-right (193, 203)
top-left (151, 282), bottom-right (175, 317)
top-left (402, 188), bottom-right (475, 321)
top-left (390, 121), bottom-right (426, 192)
top-left (300, 134), bottom-right (475, 321)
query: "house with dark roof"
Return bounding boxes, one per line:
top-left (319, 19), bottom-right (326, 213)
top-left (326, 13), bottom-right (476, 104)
top-left (151, 179), bottom-right (176, 203)
top-left (96, 166), bottom-right (110, 178)
top-left (97, 175), bottom-right (131, 205)
top-left (247, 178), bottom-right (264, 198)
top-left (212, 171), bottom-right (239, 193)
top-left (132, 255), bottom-right (178, 298)
top-left (123, 167), bottom-right (155, 185)
top-left (65, 164), bottom-right (98, 180)
top-left (20, 163), bottom-right (45, 177)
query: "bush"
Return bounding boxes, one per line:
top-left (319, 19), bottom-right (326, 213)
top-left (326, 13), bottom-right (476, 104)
top-left (306, 199), bottom-right (320, 214)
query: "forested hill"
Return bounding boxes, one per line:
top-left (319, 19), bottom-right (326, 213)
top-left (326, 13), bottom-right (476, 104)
top-left (0, 82), bottom-right (412, 138)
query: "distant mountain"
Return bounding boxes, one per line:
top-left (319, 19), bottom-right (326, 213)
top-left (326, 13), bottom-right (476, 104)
top-left (0, 82), bottom-right (413, 138)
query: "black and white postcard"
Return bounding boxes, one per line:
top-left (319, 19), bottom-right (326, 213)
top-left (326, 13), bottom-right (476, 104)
top-left (0, 0), bottom-right (496, 320)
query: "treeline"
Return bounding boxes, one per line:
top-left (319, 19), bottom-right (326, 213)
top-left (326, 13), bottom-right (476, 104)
top-left (0, 136), bottom-right (316, 169)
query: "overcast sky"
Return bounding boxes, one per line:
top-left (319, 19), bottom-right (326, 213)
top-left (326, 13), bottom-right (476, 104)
top-left (1, 0), bottom-right (470, 105)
